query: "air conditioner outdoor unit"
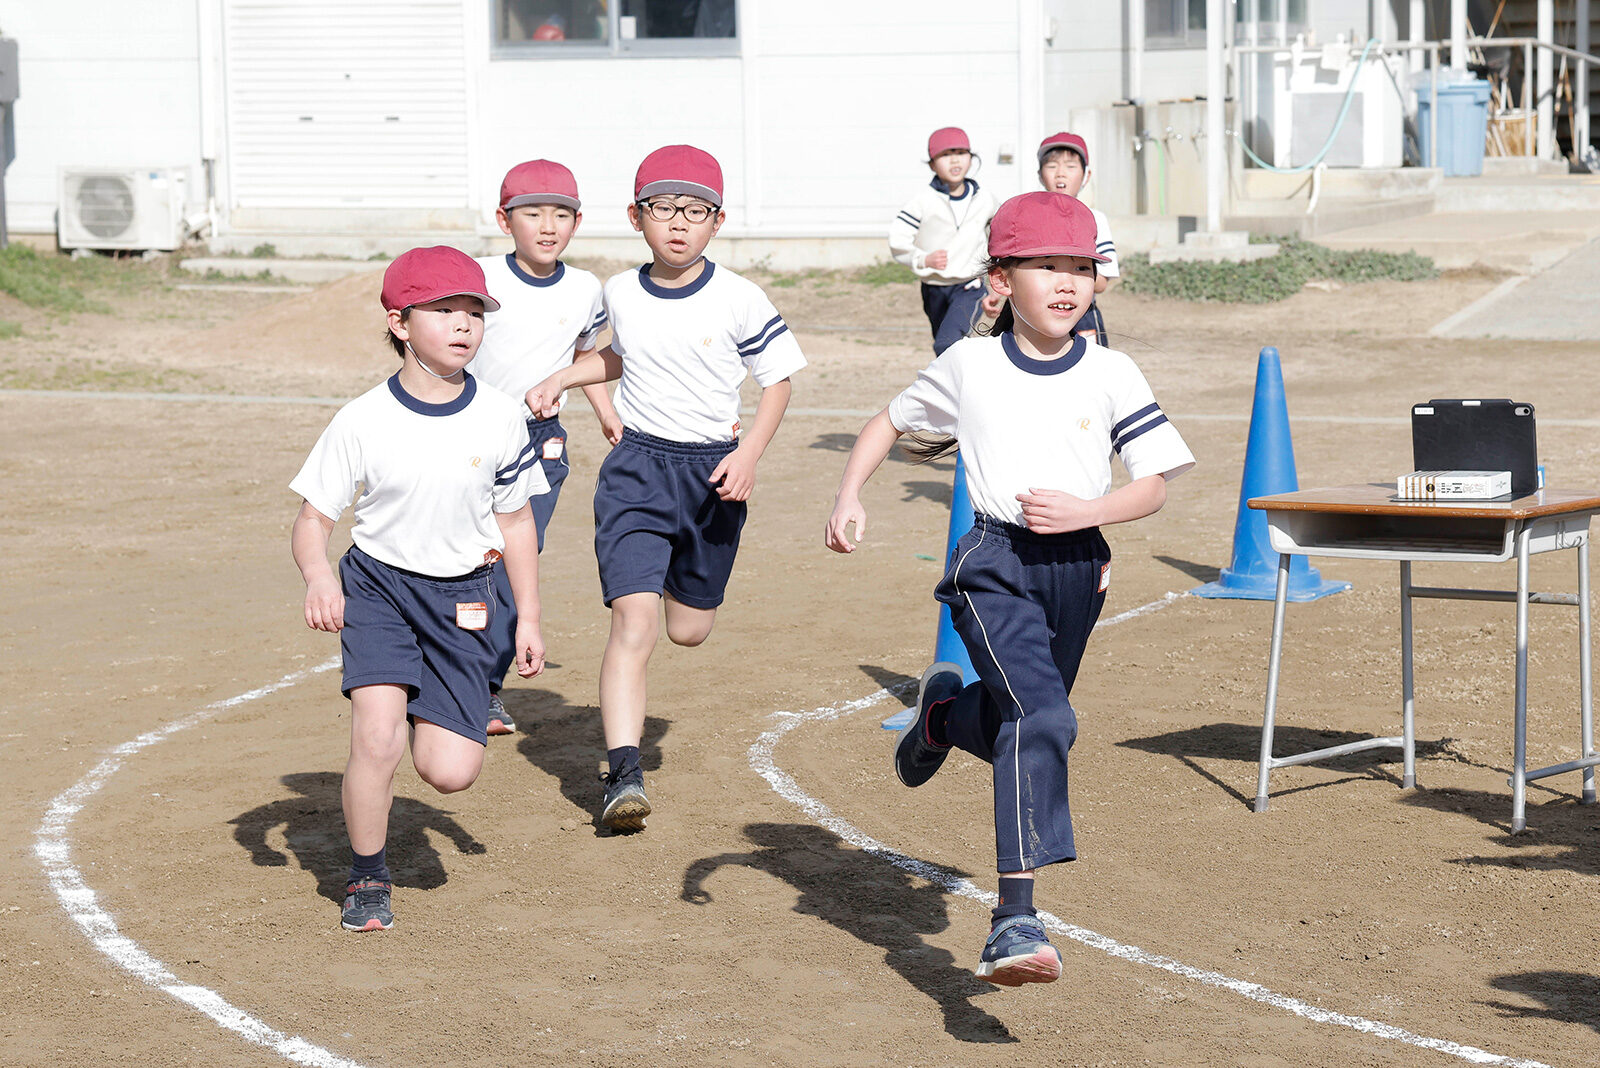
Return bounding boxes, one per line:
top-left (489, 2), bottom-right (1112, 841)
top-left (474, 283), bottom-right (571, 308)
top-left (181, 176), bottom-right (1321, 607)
top-left (58, 167), bottom-right (190, 251)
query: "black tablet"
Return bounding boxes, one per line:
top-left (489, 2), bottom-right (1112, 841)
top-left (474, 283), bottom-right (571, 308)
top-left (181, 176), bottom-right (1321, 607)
top-left (1411, 399), bottom-right (1538, 496)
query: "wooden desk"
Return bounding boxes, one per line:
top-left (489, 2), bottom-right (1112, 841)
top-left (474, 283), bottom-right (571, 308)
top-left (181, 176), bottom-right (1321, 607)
top-left (1246, 484), bottom-right (1600, 831)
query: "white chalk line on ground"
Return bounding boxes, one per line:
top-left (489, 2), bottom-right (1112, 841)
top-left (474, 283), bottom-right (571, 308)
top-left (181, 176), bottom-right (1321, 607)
top-left (5, 390), bottom-right (1599, 429)
top-left (750, 591), bottom-right (1554, 1068)
top-left (36, 594), bottom-right (1552, 1068)
top-left (33, 656), bottom-right (369, 1068)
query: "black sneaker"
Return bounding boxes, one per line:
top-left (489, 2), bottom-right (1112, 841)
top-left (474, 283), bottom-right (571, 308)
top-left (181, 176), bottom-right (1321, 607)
top-left (486, 692), bottom-right (515, 736)
top-left (894, 662), bottom-right (961, 787)
top-left (976, 914), bottom-right (1061, 986)
top-left (341, 878), bottom-right (394, 932)
top-left (600, 772), bottom-right (651, 833)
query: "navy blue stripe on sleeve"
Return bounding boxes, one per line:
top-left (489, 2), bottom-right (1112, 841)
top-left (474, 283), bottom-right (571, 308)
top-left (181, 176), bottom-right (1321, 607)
top-left (1111, 402), bottom-right (1160, 438)
top-left (1112, 413), bottom-right (1170, 453)
top-left (738, 313), bottom-right (785, 352)
top-left (494, 453), bottom-right (544, 486)
top-left (737, 323), bottom-right (790, 359)
top-left (896, 212), bottom-right (921, 227)
top-left (495, 437), bottom-right (538, 481)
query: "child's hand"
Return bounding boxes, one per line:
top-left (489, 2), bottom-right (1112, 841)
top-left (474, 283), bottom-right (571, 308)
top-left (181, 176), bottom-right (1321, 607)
top-left (513, 619), bottom-right (546, 677)
top-left (524, 375), bottom-right (564, 420)
top-left (596, 409), bottom-right (624, 445)
top-left (304, 576), bottom-right (344, 632)
top-left (710, 444), bottom-right (759, 501)
top-left (925, 249), bottom-right (949, 271)
top-left (1016, 488), bottom-right (1098, 535)
top-left (825, 495), bottom-right (867, 553)
top-left (980, 291), bottom-right (1005, 318)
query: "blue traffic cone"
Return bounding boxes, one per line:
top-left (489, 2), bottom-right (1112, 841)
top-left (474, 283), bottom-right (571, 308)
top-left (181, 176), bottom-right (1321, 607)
top-left (883, 454), bottom-right (979, 730)
top-left (1191, 347), bottom-right (1349, 602)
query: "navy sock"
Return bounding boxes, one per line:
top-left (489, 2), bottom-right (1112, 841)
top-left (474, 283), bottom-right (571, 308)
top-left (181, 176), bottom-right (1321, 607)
top-left (607, 745), bottom-right (641, 782)
top-left (992, 876), bottom-right (1036, 922)
top-left (348, 847), bottom-right (388, 885)
top-left (926, 697), bottom-right (953, 748)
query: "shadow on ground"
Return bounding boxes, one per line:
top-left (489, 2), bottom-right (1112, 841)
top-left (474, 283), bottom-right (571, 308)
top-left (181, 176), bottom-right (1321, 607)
top-left (504, 686), bottom-right (669, 836)
top-left (1155, 554), bottom-right (1221, 585)
top-left (1117, 722), bottom-right (1463, 809)
top-left (683, 821), bottom-right (1014, 1044)
top-left (230, 771), bottom-right (486, 903)
top-left (859, 663), bottom-right (918, 707)
top-left (1400, 783), bottom-right (1600, 874)
top-left (1485, 971), bottom-right (1600, 1034)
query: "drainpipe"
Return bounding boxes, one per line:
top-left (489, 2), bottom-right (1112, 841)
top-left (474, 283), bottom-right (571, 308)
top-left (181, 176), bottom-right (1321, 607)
top-left (1537, 0), bottom-right (1554, 158)
top-left (1019, 0), bottom-right (1044, 185)
top-left (739, 0), bottom-right (761, 232)
top-left (1451, 0), bottom-right (1467, 70)
top-left (1128, 0), bottom-right (1144, 102)
top-left (1579, 0), bottom-right (1591, 157)
top-left (1206, 0), bottom-right (1225, 232)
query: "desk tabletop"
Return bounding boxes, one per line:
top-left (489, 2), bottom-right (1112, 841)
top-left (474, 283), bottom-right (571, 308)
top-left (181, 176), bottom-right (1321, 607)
top-left (1248, 483), bottom-right (1600, 520)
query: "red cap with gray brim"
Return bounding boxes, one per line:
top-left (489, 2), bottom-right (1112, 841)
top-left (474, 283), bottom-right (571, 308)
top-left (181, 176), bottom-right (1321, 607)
top-left (1036, 132), bottom-right (1089, 168)
top-left (987, 191), bottom-right (1108, 262)
top-left (634, 145), bottom-right (723, 208)
top-left (926, 126), bottom-right (971, 159)
top-left (380, 246), bottom-right (502, 313)
top-left (499, 159), bottom-right (581, 211)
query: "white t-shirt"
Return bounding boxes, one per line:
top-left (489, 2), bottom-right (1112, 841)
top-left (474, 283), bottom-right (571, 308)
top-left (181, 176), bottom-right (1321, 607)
top-left (887, 333), bottom-right (1194, 526)
top-left (291, 374), bottom-right (550, 577)
top-left (1091, 208), bottom-right (1120, 279)
top-left (605, 262), bottom-right (807, 443)
top-left (471, 256), bottom-right (607, 416)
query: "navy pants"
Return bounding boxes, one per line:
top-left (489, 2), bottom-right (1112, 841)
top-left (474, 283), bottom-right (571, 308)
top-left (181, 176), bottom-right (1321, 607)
top-left (487, 415), bottom-right (568, 692)
top-left (934, 516), bottom-right (1110, 873)
top-left (1078, 302), bottom-right (1107, 347)
top-left (921, 278), bottom-right (986, 355)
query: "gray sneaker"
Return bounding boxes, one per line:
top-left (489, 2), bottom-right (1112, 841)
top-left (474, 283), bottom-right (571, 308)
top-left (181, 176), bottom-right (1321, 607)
top-left (600, 773), bottom-right (651, 833)
top-left (340, 878), bottom-right (394, 932)
top-left (894, 662), bottom-right (961, 787)
top-left (976, 914), bottom-right (1061, 986)
top-left (486, 692), bottom-right (515, 736)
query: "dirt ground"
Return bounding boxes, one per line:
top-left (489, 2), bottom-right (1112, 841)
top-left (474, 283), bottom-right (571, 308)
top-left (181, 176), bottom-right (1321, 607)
top-left (4, 254), bottom-right (1600, 1067)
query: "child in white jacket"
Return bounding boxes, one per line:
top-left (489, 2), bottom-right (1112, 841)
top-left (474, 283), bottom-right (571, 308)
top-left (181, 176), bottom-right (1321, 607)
top-left (888, 126), bottom-right (1001, 355)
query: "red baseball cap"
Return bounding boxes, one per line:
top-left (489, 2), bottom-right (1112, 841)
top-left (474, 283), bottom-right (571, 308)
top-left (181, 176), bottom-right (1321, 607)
top-left (499, 159), bottom-right (581, 211)
top-left (1037, 131), bottom-right (1089, 168)
top-left (927, 126), bottom-right (971, 159)
top-left (380, 246), bottom-right (501, 313)
top-left (634, 145), bottom-right (723, 207)
top-left (987, 191), bottom-right (1107, 262)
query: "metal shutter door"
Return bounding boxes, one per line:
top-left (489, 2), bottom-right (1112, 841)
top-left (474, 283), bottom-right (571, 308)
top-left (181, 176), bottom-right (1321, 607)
top-left (223, 0), bottom-right (469, 208)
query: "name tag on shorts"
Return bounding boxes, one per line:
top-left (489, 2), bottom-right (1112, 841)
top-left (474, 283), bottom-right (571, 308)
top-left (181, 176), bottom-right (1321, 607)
top-left (542, 436), bottom-right (565, 461)
top-left (456, 602), bottom-right (487, 630)
top-left (1098, 563), bottom-right (1111, 592)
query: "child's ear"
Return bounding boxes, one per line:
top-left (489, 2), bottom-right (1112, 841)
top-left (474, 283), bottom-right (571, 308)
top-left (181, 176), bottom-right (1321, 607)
top-left (571, 209), bottom-right (583, 233)
top-left (627, 202), bottom-right (643, 232)
top-left (495, 207), bottom-right (512, 236)
top-left (711, 209), bottom-right (726, 235)
top-left (387, 308), bottom-right (409, 341)
top-left (986, 264), bottom-right (1011, 297)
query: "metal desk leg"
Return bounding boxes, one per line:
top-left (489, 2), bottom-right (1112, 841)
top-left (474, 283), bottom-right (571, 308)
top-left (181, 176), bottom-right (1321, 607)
top-left (1255, 553), bottom-right (1292, 813)
top-left (1400, 560), bottom-right (1417, 788)
top-left (1512, 525), bottom-right (1532, 834)
top-left (1581, 537), bottom-right (1594, 804)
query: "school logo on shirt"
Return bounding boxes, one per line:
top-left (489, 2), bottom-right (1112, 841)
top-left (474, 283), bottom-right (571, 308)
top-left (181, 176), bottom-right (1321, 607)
top-left (702, 336), bottom-right (713, 347)
top-left (1079, 418), bottom-right (1092, 431)
top-left (470, 456), bottom-right (482, 467)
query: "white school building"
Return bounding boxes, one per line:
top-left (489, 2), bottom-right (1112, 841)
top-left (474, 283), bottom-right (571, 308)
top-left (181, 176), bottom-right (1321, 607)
top-left (5, 1), bottom-right (1588, 265)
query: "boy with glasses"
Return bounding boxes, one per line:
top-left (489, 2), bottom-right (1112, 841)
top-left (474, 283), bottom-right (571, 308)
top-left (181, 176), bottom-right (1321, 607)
top-left (523, 144), bottom-right (806, 833)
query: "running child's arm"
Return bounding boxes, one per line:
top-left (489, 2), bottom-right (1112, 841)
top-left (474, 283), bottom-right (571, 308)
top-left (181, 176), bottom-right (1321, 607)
top-left (1016, 474), bottom-right (1168, 536)
top-left (575, 346), bottom-right (624, 444)
top-left (291, 501), bottom-right (343, 632)
top-left (825, 408), bottom-right (903, 553)
top-left (494, 503), bottom-right (546, 678)
top-left (710, 377), bottom-right (791, 502)
top-left (524, 345), bottom-right (624, 419)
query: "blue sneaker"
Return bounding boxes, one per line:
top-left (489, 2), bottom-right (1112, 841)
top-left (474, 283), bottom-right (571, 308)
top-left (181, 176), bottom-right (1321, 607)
top-left (486, 692), bottom-right (515, 736)
top-left (600, 773), bottom-right (651, 833)
top-left (976, 914), bottom-right (1062, 986)
top-left (340, 878), bottom-right (394, 932)
top-left (893, 662), bottom-right (960, 787)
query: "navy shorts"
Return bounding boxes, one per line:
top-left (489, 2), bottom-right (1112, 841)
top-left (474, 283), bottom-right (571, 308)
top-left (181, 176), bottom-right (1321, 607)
top-left (593, 428), bottom-right (746, 609)
top-left (338, 545), bottom-right (509, 746)
top-left (920, 278), bottom-right (986, 355)
top-left (526, 415), bottom-right (569, 553)
top-left (934, 516), bottom-right (1110, 873)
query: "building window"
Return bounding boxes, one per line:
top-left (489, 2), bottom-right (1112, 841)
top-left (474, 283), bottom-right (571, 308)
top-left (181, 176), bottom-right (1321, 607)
top-left (495, 0), bottom-right (737, 56)
top-left (1145, 0), bottom-right (1206, 49)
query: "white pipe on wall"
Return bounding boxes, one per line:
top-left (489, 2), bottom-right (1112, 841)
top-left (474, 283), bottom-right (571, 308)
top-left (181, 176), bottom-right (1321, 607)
top-left (1127, 0), bottom-right (1144, 102)
top-left (1537, 0), bottom-right (1555, 157)
top-left (1019, 0), bottom-right (1044, 185)
top-left (739, 0), bottom-right (761, 228)
top-left (1451, 0), bottom-right (1468, 70)
top-left (1579, 0), bottom-right (1592, 155)
top-left (1206, 0), bottom-right (1225, 232)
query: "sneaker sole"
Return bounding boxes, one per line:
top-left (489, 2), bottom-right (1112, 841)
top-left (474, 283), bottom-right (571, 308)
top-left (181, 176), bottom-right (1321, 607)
top-left (486, 718), bottom-right (515, 736)
top-left (976, 946), bottom-right (1062, 987)
top-left (341, 916), bottom-right (394, 932)
top-left (601, 795), bottom-right (651, 832)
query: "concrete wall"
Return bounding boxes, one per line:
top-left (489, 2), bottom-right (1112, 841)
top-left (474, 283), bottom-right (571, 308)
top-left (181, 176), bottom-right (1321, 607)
top-left (3, 0), bottom-right (205, 234)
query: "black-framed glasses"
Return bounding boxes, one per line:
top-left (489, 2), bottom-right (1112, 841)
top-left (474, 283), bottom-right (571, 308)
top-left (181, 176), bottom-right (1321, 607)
top-left (638, 199), bottom-right (717, 223)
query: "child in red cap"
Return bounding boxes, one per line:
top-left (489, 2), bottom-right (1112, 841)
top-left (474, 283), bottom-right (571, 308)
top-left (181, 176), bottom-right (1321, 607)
top-left (290, 246), bottom-right (550, 931)
top-left (826, 192), bottom-right (1194, 985)
top-left (525, 145), bottom-right (806, 833)
top-left (1036, 131), bottom-right (1119, 345)
top-left (470, 159), bottom-right (621, 737)
top-left (888, 126), bottom-right (1001, 355)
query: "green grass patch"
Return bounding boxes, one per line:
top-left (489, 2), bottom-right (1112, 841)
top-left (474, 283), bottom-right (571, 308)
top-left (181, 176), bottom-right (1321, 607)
top-left (0, 246), bottom-right (117, 314)
top-left (0, 319), bottom-right (20, 339)
top-left (0, 359), bottom-right (204, 392)
top-left (1120, 236), bottom-right (1436, 303)
top-left (851, 261), bottom-right (918, 286)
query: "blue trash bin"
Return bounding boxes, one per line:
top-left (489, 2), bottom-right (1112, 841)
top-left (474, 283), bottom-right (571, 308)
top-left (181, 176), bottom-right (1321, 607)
top-left (1416, 78), bottom-right (1491, 176)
